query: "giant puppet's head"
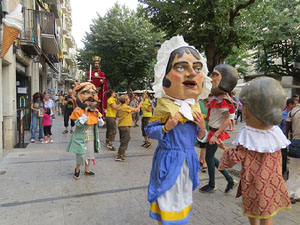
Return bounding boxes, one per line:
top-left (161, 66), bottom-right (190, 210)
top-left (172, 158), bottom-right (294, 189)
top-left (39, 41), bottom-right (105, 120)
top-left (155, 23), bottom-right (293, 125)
top-left (73, 82), bottom-right (98, 111)
top-left (93, 56), bottom-right (101, 71)
top-left (239, 77), bottom-right (286, 126)
top-left (152, 36), bottom-right (211, 100)
top-left (210, 64), bottom-right (238, 95)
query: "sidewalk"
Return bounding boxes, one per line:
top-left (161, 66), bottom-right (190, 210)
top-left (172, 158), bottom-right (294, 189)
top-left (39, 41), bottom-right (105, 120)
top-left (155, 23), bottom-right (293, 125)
top-left (0, 115), bottom-right (299, 225)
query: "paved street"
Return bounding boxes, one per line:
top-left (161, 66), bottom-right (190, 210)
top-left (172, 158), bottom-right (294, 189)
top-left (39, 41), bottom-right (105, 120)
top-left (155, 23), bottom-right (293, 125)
top-left (0, 115), bottom-right (299, 225)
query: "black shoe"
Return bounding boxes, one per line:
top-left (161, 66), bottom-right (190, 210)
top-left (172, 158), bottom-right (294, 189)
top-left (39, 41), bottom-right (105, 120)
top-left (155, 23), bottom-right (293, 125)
top-left (201, 167), bottom-right (207, 173)
top-left (141, 142), bottom-right (147, 147)
top-left (199, 184), bottom-right (216, 193)
top-left (74, 169), bottom-right (80, 180)
top-left (145, 143), bottom-right (152, 148)
top-left (84, 171), bottom-right (95, 176)
top-left (225, 180), bottom-right (238, 193)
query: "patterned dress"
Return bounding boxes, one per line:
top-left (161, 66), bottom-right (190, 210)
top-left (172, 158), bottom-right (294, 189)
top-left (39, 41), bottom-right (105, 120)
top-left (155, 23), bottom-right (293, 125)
top-left (219, 126), bottom-right (291, 219)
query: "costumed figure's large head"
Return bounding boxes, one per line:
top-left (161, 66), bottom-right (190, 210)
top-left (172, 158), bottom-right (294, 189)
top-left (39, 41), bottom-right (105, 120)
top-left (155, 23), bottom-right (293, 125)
top-left (153, 36), bottom-right (211, 100)
top-left (93, 56), bottom-right (101, 71)
top-left (210, 64), bottom-right (238, 95)
top-left (73, 82), bottom-right (98, 111)
top-left (239, 77), bottom-right (286, 126)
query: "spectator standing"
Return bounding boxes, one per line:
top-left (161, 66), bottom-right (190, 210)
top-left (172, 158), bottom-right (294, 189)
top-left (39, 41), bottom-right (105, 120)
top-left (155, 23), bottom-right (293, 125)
top-left (292, 94), bottom-right (299, 103)
top-left (105, 90), bottom-right (120, 150)
top-left (130, 94), bottom-right (140, 127)
top-left (30, 92), bottom-right (44, 143)
top-left (115, 95), bottom-right (142, 162)
top-left (198, 98), bottom-right (209, 172)
top-left (62, 95), bottom-right (75, 134)
top-left (44, 92), bottom-right (56, 120)
top-left (141, 91), bottom-right (153, 148)
top-left (57, 93), bottom-right (63, 115)
top-left (279, 98), bottom-right (297, 177)
top-left (286, 101), bottom-right (300, 204)
top-left (236, 100), bottom-right (243, 123)
top-left (229, 91), bottom-right (237, 131)
top-left (39, 107), bottom-right (53, 143)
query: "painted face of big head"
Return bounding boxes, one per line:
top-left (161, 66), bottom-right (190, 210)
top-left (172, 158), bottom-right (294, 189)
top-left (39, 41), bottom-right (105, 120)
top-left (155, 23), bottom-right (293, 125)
top-left (94, 61), bottom-right (100, 71)
top-left (210, 64), bottom-right (238, 95)
top-left (163, 47), bottom-right (204, 100)
top-left (74, 82), bottom-right (98, 110)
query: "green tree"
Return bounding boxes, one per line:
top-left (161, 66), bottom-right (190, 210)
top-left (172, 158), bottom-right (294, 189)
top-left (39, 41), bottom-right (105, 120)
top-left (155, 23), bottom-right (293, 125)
top-left (139, 0), bottom-right (257, 72)
top-left (77, 4), bottom-right (164, 91)
top-left (249, 0), bottom-right (300, 79)
top-left (225, 48), bottom-right (252, 77)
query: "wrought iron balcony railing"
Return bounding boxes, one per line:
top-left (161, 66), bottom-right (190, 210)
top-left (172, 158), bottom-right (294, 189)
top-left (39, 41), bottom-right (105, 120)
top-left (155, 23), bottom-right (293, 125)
top-left (19, 9), bottom-right (42, 56)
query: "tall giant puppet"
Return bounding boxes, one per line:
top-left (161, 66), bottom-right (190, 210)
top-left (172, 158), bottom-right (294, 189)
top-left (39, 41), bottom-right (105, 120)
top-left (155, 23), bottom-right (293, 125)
top-left (145, 36), bottom-right (211, 225)
top-left (87, 56), bottom-right (108, 115)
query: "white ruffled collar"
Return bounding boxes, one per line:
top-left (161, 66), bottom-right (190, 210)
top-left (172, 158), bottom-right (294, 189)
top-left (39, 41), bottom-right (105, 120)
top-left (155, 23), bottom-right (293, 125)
top-left (232, 125), bottom-right (290, 153)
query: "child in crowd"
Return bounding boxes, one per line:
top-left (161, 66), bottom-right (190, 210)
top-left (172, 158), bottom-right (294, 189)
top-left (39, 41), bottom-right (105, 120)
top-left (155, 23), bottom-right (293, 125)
top-left (115, 95), bottom-right (142, 162)
top-left (141, 91), bottom-right (153, 148)
top-left (219, 77), bottom-right (291, 225)
top-left (106, 90), bottom-right (120, 151)
top-left (39, 107), bottom-right (53, 143)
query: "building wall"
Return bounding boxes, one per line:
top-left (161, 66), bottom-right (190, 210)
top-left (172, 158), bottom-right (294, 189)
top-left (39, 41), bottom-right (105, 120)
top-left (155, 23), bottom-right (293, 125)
top-left (0, 58), bottom-right (2, 156)
top-left (0, 0), bottom-right (78, 154)
top-left (2, 49), bottom-right (17, 149)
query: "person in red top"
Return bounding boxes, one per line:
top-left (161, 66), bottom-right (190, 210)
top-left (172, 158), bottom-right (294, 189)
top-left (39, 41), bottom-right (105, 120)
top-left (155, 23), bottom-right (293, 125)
top-left (199, 64), bottom-right (238, 194)
top-left (86, 56), bottom-right (108, 115)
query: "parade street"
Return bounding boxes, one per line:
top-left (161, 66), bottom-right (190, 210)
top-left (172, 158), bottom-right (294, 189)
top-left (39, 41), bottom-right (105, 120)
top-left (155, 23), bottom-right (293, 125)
top-left (0, 115), bottom-right (299, 225)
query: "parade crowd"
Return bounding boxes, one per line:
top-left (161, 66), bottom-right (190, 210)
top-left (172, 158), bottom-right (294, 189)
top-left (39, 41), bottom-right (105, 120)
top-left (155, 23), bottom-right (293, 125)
top-left (28, 37), bottom-right (300, 225)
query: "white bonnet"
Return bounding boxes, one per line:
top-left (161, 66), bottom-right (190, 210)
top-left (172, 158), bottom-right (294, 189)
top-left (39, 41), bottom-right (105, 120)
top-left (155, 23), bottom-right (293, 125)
top-left (152, 35), bottom-right (211, 99)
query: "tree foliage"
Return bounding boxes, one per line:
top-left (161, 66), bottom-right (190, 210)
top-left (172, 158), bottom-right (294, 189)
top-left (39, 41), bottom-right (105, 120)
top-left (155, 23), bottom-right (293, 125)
top-left (139, 0), bottom-right (258, 72)
top-left (248, 0), bottom-right (300, 78)
top-left (77, 4), bottom-right (164, 91)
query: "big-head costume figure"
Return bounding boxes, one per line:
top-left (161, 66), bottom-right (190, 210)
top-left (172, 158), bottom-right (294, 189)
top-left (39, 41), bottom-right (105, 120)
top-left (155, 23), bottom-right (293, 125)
top-left (219, 77), bottom-right (291, 224)
top-left (86, 56), bottom-right (108, 115)
top-left (199, 64), bottom-right (238, 194)
top-left (66, 82), bottom-right (104, 180)
top-left (145, 36), bottom-right (211, 225)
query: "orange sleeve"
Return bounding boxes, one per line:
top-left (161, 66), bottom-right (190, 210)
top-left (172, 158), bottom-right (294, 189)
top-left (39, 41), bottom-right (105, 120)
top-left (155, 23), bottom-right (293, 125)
top-left (70, 109), bottom-right (83, 120)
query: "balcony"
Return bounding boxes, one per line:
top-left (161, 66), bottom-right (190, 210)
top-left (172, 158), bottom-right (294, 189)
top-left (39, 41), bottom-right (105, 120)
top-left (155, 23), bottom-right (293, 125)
top-left (65, 35), bottom-right (73, 48)
top-left (64, 52), bottom-right (74, 66)
top-left (39, 11), bottom-right (60, 55)
top-left (19, 9), bottom-right (42, 56)
top-left (62, 21), bottom-right (69, 35)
